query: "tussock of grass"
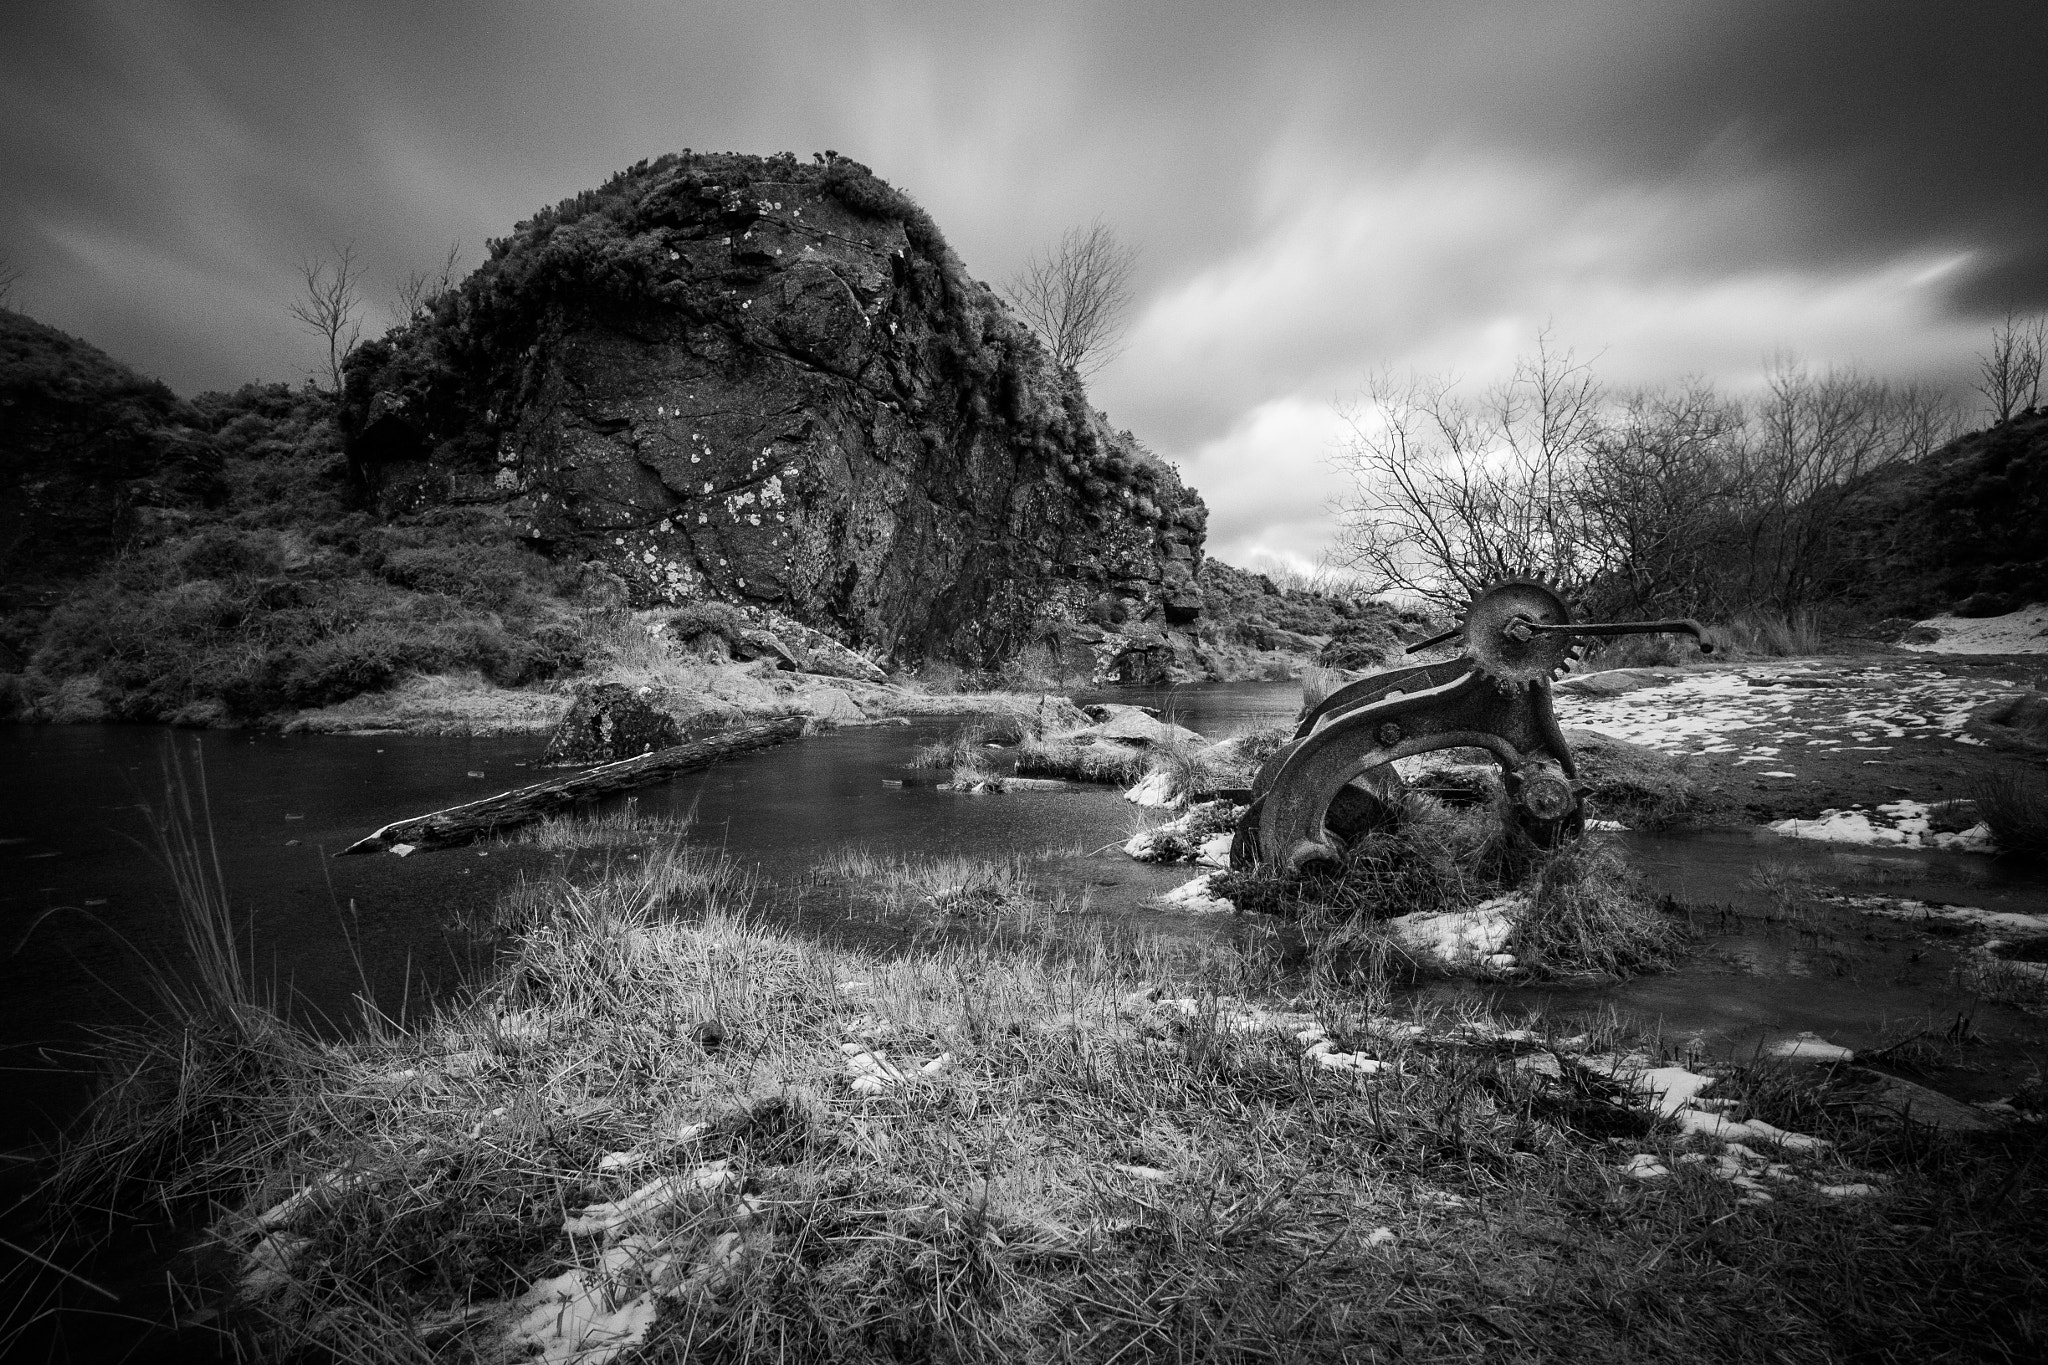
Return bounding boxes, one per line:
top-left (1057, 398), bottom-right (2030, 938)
top-left (40, 841), bottom-right (2048, 1363)
top-left (1565, 729), bottom-right (1703, 829)
top-left (907, 720), bottom-right (1016, 790)
top-left (1139, 736), bottom-right (1229, 805)
top-left (1970, 770), bottom-right (2048, 859)
top-left (1512, 838), bottom-right (1689, 977)
top-left (817, 848), bottom-right (1067, 934)
top-left (504, 795), bottom-right (698, 851)
top-left (1013, 736), bottom-right (1149, 786)
top-left (1234, 724), bottom-right (1291, 765)
top-left (1214, 794), bottom-right (1529, 923)
top-left (1708, 609), bottom-right (1825, 658)
top-left (1299, 664), bottom-right (1342, 715)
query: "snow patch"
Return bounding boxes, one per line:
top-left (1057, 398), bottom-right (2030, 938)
top-left (1385, 892), bottom-right (1523, 967)
top-left (1899, 604), bottom-right (2048, 655)
top-left (1160, 872), bottom-right (1236, 914)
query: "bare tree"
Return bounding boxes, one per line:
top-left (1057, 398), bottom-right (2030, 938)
top-left (1974, 309), bottom-right (2047, 423)
top-left (1329, 333), bottom-right (1607, 609)
top-left (288, 243), bottom-right (366, 396)
top-left (0, 254), bottom-right (21, 309)
top-left (1003, 218), bottom-right (1138, 376)
top-left (392, 241), bottom-right (465, 325)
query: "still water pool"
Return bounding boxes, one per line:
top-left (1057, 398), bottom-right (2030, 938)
top-left (3, 680), bottom-right (2045, 1147)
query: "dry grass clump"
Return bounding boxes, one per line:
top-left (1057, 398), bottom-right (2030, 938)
top-left (1139, 736), bottom-right (1230, 805)
top-left (1234, 724), bottom-right (1292, 765)
top-left (1013, 736), bottom-right (1149, 786)
top-left (1565, 729), bottom-right (1703, 829)
top-left (504, 795), bottom-right (698, 851)
top-left (1213, 794), bottom-right (1530, 923)
top-left (1970, 770), bottom-right (2048, 859)
top-left (816, 848), bottom-right (1071, 937)
top-left (1299, 664), bottom-right (1343, 715)
top-left (1510, 838), bottom-right (1690, 978)
top-left (908, 720), bottom-right (1014, 789)
top-left (31, 818), bottom-right (2048, 1363)
top-left (1708, 609), bottom-right (1824, 659)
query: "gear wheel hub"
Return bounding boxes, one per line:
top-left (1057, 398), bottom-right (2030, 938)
top-left (1461, 579), bottom-right (1576, 688)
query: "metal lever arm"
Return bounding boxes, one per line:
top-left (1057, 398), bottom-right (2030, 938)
top-left (1406, 615), bottom-right (1714, 656)
top-left (1512, 618), bottom-right (1713, 653)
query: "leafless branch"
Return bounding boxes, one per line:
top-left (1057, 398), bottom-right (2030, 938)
top-left (1975, 309), bottom-right (2047, 424)
top-left (287, 243), bottom-right (366, 397)
top-left (392, 241), bottom-right (465, 325)
top-left (1002, 218), bottom-right (1138, 377)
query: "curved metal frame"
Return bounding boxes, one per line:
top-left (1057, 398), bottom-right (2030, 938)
top-left (1231, 583), bottom-right (1712, 876)
top-left (1238, 666), bottom-right (1578, 873)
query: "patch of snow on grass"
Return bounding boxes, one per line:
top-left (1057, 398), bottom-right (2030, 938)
top-left (1161, 873), bottom-right (1235, 913)
top-left (1384, 892), bottom-right (1522, 967)
top-left (1558, 663), bottom-right (2024, 767)
top-left (1815, 894), bottom-right (2048, 937)
top-left (1900, 604), bottom-right (2048, 654)
top-left (1770, 800), bottom-right (1996, 852)
top-left (1123, 770), bottom-right (1179, 808)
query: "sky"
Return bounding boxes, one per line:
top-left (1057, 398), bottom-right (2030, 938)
top-left (4, 0), bottom-right (2045, 573)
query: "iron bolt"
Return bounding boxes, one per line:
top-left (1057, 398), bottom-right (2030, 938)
top-left (1504, 616), bottom-right (1536, 644)
top-left (1377, 722), bottom-right (1402, 746)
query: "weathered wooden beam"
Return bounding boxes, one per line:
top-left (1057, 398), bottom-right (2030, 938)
top-left (339, 716), bottom-right (805, 855)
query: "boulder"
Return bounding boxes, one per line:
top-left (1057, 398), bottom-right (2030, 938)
top-left (341, 151), bottom-right (1208, 666)
top-left (1103, 628), bottom-right (1207, 686)
top-left (541, 683), bottom-right (683, 766)
top-left (731, 627), bottom-right (800, 670)
top-left (765, 614), bottom-right (889, 683)
top-left (1071, 709), bottom-right (1205, 747)
top-left (801, 687), bottom-right (866, 724)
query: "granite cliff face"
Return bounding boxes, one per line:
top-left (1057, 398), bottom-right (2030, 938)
top-left (343, 152), bottom-right (1207, 667)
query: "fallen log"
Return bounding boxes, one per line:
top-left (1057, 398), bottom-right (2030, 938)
top-left (340, 716), bottom-right (806, 855)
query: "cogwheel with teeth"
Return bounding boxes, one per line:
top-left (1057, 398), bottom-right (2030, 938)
top-left (1460, 578), bottom-right (1580, 688)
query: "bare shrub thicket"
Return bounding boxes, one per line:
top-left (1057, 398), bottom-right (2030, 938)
top-left (1333, 335), bottom-right (1961, 620)
top-left (1976, 309), bottom-right (2046, 423)
top-left (287, 243), bottom-right (366, 397)
top-left (391, 240), bottom-right (465, 324)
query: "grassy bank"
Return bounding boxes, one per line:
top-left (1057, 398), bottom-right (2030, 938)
top-left (30, 814), bottom-right (2046, 1362)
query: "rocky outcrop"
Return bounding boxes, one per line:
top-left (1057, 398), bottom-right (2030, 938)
top-left (342, 151), bottom-right (1206, 670)
top-left (541, 683), bottom-right (683, 765)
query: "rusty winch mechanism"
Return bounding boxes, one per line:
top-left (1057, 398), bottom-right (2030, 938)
top-left (1230, 580), bottom-right (1712, 875)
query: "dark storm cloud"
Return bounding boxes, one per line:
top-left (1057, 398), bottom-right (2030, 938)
top-left (1483, 0), bottom-right (2048, 310)
top-left (1, 1), bottom-right (2039, 564)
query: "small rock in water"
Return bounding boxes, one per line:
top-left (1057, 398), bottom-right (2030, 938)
top-left (467, 770), bottom-right (485, 779)
top-left (1767, 1032), bottom-right (1854, 1063)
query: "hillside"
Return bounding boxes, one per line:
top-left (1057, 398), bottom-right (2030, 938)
top-left (1834, 408), bottom-right (2048, 620)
